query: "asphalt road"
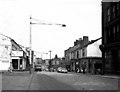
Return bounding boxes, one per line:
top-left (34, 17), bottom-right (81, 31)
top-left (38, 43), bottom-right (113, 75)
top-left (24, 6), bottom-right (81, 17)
top-left (1, 71), bottom-right (119, 91)
top-left (39, 72), bottom-right (119, 90)
top-left (28, 72), bottom-right (75, 90)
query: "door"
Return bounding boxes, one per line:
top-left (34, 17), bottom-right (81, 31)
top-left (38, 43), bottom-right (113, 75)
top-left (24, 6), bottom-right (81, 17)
top-left (12, 59), bottom-right (18, 69)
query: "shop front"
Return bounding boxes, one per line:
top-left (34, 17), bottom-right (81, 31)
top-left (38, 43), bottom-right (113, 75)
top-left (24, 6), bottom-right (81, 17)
top-left (11, 51), bottom-right (27, 70)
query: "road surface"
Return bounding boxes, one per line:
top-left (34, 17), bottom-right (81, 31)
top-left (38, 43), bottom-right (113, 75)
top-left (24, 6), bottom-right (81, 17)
top-left (2, 71), bottom-right (119, 90)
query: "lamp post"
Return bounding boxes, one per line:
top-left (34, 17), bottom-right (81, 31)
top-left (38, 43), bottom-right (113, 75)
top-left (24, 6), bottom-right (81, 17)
top-left (29, 15), bottom-right (32, 74)
top-left (29, 16), bottom-right (66, 74)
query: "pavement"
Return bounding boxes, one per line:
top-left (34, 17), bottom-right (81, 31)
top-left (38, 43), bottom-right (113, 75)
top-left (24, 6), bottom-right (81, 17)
top-left (69, 72), bottom-right (119, 79)
top-left (1, 70), bottom-right (119, 79)
top-left (2, 71), bottom-right (32, 90)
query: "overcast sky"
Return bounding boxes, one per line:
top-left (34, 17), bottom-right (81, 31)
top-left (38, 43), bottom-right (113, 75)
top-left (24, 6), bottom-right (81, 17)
top-left (0, 0), bottom-right (102, 59)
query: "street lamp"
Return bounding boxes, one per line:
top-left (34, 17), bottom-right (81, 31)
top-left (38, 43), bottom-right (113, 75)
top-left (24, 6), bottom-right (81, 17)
top-left (29, 16), bottom-right (66, 74)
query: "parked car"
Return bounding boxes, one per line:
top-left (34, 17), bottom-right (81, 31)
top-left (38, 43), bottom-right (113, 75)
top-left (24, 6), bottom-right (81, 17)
top-left (57, 67), bottom-right (68, 73)
top-left (45, 68), bottom-right (49, 72)
top-left (57, 67), bottom-right (62, 72)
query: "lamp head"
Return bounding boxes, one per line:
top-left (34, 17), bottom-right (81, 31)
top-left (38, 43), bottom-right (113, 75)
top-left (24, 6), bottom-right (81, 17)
top-left (62, 24), bottom-right (66, 27)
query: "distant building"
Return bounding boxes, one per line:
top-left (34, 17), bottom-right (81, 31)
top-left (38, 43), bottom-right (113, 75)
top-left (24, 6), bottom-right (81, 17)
top-left (50, 55), bottom-right (65, 71)
top-left (100, 1), bottom-right (120, 74)
top-left (35, 58), bottom-right (43, 65)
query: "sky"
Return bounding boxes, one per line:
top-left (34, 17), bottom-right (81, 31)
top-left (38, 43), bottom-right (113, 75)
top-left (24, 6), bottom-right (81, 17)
top-left (0, 0), bottom-right (102, 59)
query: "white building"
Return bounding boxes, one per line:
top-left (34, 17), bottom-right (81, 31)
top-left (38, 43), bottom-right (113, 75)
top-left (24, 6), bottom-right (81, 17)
top-left (0, 34), bottom-right (11, 70)
top-left (87, 39), bottom-right (102, 57)
top-left (0, 34), bottom-right (28, 71)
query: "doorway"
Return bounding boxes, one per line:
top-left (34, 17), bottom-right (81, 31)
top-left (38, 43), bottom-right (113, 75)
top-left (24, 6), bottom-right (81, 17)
top-left (112, 50), bottom-right (118, 74)
top-left (12, 59), bottom-right (18, 69)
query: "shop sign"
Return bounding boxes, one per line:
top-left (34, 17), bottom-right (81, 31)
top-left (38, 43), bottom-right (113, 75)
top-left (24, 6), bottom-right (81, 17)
top-left (11, 51), bottom-right (23, 56)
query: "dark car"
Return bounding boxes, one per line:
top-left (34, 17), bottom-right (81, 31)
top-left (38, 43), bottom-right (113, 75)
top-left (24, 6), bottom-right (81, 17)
top-left (34, 64), bottom-right (42, 71)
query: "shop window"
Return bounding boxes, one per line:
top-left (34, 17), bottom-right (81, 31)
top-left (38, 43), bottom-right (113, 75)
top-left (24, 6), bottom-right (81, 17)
top-left (105, 51), bottom-right (111, 65)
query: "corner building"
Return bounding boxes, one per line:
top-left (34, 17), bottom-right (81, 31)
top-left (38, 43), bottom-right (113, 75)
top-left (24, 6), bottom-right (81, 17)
top-left (100, 1), bottom-right (120, 74)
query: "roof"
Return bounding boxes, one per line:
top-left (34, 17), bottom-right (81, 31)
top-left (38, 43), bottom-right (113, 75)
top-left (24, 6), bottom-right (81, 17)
top-left (0, 33), bottom-right (23, 51)
top-left (65, 37), bottom-right (102, 53)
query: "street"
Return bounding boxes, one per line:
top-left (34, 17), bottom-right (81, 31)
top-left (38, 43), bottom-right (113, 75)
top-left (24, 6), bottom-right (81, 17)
top-left (2, 71), bottom-right (119, 90)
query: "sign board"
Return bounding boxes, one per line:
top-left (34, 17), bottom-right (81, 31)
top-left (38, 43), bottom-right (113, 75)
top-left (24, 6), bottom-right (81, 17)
top-left (11, 51), bottom-right (23, 57)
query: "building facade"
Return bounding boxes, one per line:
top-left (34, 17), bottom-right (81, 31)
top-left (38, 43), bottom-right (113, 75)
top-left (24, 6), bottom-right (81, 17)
top-left (64, 36), bottom-right (89, 72)
top-left (100, 1), bottom-right (120, 74)
top-left (0, 34), bottom-right (11, 70)
top-left (0, 34), bottom-right (28, 71)
top-left (64, 36), bottom-right (102, 74)
top-left (50, 55), bottom-right (65, 72)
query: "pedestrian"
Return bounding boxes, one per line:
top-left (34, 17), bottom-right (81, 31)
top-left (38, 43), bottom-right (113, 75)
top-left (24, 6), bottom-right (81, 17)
top-left (82, 63), bottom-right (86, 74)
top-left (10, 62), bottom-right (13, 73)
top-left (20, 64), bottom-right (22, 69)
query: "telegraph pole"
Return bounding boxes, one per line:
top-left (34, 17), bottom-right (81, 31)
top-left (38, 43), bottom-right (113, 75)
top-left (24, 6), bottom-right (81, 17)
top-left (49, 50), bottom-right (52, 60)
top-left (49, 50), bottom-right (52, 70)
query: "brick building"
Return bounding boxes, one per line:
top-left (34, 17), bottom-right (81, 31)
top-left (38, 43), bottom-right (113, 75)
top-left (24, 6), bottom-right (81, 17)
top-left (100, 1), bottom-right (120, 74)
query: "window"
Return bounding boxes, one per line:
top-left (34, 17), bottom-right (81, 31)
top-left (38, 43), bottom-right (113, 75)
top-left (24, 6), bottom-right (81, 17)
top-left (107, 29), bottom-right (111, 44)
top-left (107, 8), bottom-right (111, 22)
top-left (104, 31), bottom-right (107, 44)
top-left (52, 61), bottom-right (55, 65)
top-left (113, 26), bottom-right (116, 41)
top-left (116, 3), bottom-right (119, 16)
top-left (116, 24), bottom-right (119, 40)
top-left (77, 51), bottom-right (79, 59)
top-left (82, 49), bottom-right (85, 57)
top-left (112, 5), bottom-right (116, 19)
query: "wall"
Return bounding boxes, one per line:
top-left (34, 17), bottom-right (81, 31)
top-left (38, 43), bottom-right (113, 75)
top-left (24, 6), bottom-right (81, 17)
top-left (0, 35), bottom-right (11, 70)
top-left (87, 39), bottom-right (102, 57)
